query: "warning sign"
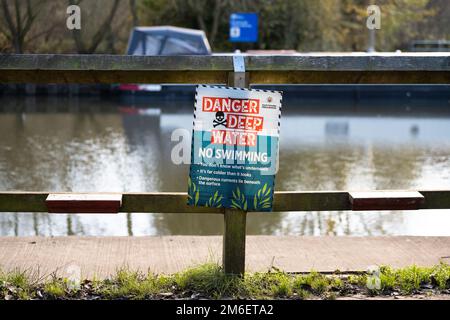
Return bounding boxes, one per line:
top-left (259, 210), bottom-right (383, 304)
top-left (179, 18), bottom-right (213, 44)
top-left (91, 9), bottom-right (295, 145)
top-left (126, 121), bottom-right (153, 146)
top-left (188, 85), bottom-right (282, 212)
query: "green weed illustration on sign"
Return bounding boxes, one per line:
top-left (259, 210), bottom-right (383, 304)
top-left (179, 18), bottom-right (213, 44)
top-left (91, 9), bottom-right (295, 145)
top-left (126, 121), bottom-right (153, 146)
top-left (187, 177), bottom-right (199, 206)
top-left (205, 191), bottom-right (223, 208)
top-left (253, 183), bottom-right (272, 210)
top-left (231, 187), bottom-right (248, 211)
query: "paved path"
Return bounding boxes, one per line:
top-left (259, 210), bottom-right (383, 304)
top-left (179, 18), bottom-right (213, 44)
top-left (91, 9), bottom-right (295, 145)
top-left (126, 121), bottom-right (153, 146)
top-left (1, 236), bottom-right (449, 279)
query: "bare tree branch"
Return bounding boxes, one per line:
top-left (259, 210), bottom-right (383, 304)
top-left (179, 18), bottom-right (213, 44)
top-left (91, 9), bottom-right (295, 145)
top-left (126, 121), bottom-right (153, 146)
top-left (0, 0), bottom-right (43, 52)
top-left (68, 0), bottom-right (85, 52)
top-left (88, 0), bottom-right (120, 53)
top-left (129, 0), bottom-right (139, 26)
top-left (14, 0), bottom-right (22, 40)
top-left (209, 0), bottom-right (224, 46)
top-left (23, 0), bottom-right (42, 38)
top-left (188, 0), bottom-right (207, 35)
top-left (0, 0), bottom-right (17, 39)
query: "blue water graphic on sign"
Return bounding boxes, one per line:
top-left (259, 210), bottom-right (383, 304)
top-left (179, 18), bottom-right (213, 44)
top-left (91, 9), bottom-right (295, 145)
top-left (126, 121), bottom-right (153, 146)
top-left (189, 132), bottom-right (278, 211)
top-left (229, 13), bottom-right (258, 43)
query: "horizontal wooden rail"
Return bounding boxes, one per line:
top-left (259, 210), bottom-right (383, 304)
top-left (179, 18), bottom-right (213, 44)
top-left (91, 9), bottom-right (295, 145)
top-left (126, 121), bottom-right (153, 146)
top-left (349, 191), bottom-right (425, 210)
top-left (0, 53), bottom-right (449, 84)
top-left (0, 190), bottom-right (449, 213)
top-left (46, 194), bottom-right (122, 213)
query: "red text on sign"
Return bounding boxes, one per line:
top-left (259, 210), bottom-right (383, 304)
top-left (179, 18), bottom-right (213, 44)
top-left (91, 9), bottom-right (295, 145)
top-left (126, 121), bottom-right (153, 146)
top-left (226, 114), bottom-right (263, 131)
top-left (211, 130), bottom-right (257, 146)
top-left (202, 97), bottom-right (260, 114)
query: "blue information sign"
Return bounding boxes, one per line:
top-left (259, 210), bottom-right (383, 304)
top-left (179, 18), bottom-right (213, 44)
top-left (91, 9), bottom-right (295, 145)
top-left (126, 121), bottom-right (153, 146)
top-left (229, 13), bottom-right (258, 43)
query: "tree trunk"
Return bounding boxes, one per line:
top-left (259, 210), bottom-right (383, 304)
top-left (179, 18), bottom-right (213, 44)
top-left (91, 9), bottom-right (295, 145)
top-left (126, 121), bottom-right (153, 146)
top-left (209, 0), bottom-right (223, 47)
top-left (68, 0), bottom-right (120, 54)
top-left (129, 0), bottom-right (139, 26)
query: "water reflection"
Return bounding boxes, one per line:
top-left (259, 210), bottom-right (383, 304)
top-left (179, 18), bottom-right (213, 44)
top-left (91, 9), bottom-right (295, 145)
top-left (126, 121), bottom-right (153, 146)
top-left (0, 95), bottom-right (449, 236)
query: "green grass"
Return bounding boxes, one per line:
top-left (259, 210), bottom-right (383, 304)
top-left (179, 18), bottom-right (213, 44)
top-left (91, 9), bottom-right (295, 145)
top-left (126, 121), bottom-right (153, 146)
top-left (43, 280), bottom-right (66, 298)
top-left (0, 269), bottom-right (35, 299)
top-left (0, 263), bottom-right (449, 300)
top-left (294, 271), bottom-right (331, 294)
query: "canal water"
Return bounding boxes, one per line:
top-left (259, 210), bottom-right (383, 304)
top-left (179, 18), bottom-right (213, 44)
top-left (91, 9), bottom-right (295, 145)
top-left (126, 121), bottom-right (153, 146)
top-left (1, 93), bottom-right (450, 236)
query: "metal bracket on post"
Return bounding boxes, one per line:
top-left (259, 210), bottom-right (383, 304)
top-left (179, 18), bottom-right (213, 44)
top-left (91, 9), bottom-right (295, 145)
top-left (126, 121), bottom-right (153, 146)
top-left (222, 54), bottom-right (249, 276)
top-left (230, 54), bottom-right (248, 89)
top-left (233, 54), bottom-right (245, 72)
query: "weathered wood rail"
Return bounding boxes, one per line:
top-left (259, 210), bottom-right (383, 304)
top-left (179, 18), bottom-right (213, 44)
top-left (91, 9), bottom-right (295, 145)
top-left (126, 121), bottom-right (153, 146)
top-left (1, 190), bottom-right (450, 213)
top-left (1, 53), bottom-right (450, 84)
top-left (1, 53), bottom-right (450, 275)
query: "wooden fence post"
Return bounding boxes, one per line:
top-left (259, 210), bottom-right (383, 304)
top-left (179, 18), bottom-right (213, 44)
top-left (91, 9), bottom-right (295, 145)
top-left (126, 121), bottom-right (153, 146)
top-left (223, 208), bottom-right (247, 275)
top-left (222, 55), bottom-right (249, 275)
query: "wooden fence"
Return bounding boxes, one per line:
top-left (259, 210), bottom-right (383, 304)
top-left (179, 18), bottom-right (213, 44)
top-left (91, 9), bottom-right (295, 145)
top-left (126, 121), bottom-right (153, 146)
top-left (1, 53), bottom-right (450, 275)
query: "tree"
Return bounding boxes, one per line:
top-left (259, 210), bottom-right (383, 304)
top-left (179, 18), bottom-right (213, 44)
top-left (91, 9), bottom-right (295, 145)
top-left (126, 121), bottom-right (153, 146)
top-left (186, 0), bottom-right (226, 47)
top-left (0, 0), bottom-right (46, 53)
top-left (129, 0), bottom-right (139, 26)
top-left (423, 0), bottom-right (450, 40)
top-left (68, 0), bottom-right (121, 53)
top-left (0, 0), bottom-right (446, 54)
top-left (340, 0), bottom-right (435, 51)
top-left (376, 0), bottom-right (434, 51)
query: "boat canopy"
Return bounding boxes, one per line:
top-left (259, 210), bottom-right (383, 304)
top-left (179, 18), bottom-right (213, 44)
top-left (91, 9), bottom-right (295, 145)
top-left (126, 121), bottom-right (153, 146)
top-left (126, 26), bottom-right (211, 55)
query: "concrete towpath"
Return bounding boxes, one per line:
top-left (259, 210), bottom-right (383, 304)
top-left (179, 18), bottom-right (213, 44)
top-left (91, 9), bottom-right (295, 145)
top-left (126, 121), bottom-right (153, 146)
top-left (1, 236), bottom-right (449, 279)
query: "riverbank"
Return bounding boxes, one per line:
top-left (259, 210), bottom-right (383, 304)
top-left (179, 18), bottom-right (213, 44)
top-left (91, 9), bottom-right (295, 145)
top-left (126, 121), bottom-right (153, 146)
top-left (1, 262), bottom-right (450, 300)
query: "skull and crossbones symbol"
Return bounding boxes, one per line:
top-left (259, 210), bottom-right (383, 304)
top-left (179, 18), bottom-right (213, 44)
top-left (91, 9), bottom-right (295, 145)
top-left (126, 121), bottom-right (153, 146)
top-left (213, 111), bottom-right (227, 128)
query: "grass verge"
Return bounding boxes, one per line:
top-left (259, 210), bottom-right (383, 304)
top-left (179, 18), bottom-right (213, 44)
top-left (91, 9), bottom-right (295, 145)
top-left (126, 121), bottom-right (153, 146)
top-left (1, 263), bottom-right (450, 300)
